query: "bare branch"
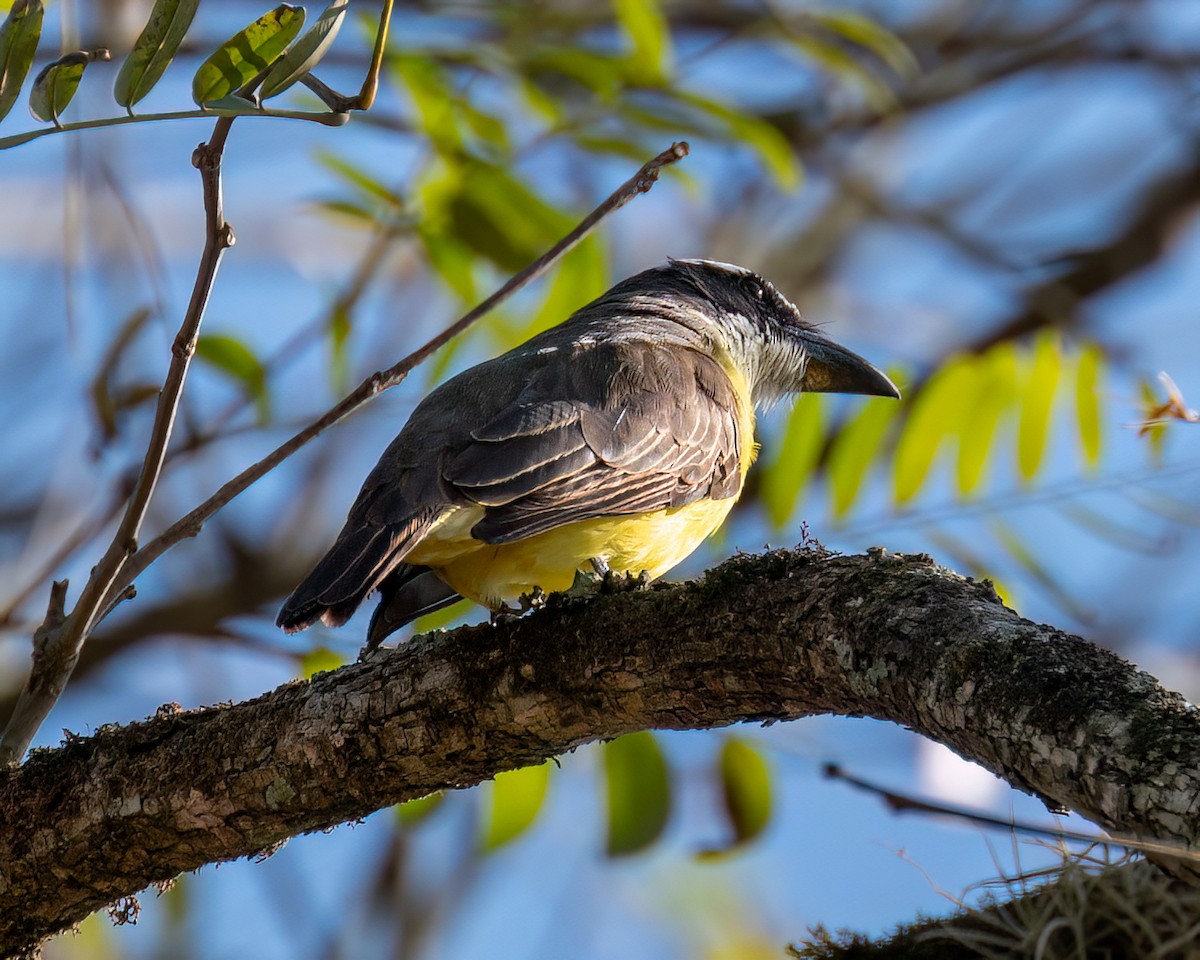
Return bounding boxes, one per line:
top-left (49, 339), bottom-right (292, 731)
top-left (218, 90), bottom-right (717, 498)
top-left (0, 119), bottom-right (238, 765)
top-left (98, 141), bottom-right (691, 611)
top-left (2, 549), bottom-right (1199, 955)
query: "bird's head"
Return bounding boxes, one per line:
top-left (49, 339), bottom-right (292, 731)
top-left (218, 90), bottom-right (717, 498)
top-left (654, 258), bottom-right (900, 406)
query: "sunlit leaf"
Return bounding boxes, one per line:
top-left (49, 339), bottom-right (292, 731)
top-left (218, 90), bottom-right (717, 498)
top-left (604, 731), bottom-right (670, 856)
top-left (299, 646), bottom-right (343, 679)
top-left (1074, 341), bottom-right (1104, 471)
top-left (1016, 332), bottom-right (1061, 483)
top-left (29, 49), bottom-right (107, 123)
top-left (956, 343), bottom-right (1017, 496)
top-left (807, 8), bottom-right (919, 78)
top-left (482, 761), bottom-right (552, 851)
top-left (762, 393), bottom-right (824, 528)
top-left (525, 236), bottom-right (607, 339)
top-left (192, 4), bottom-right (306, 105)
top-left (614, 0), bottom-right (672, 84)
top-left (0, 0), bottom-right (43, 122)
top-left (674, 91), bottom-right (800, 191)
top-left (317, 149), bottom-right (404, 209)
top-left (893, 355), bottom-right (974, 507)
top-left (787, 34), bottom-right (895, 112)
top-left (395, 791), bottom-right (444, 827)
top-left (701, 738), bottom-right (771, 856)
top-left (447, 162), bottom-right (573, 271)
top-left (259, 0), bottom-right (346, 101)
top-left (826, 395), bottom-right (899, 519)
top-left (519, 47), bottom-right (623, 100)
top-left (196, 334), bottom-right (269, 421)
top-left (113, 0), bottom-right (200, 108)
top-left (392, 53), bottom-right (461, 153)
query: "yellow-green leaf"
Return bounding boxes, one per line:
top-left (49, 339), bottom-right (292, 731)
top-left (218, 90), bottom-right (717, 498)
top-left (956, 343), bottom-right (1017, 496)
top-left (196, 334), bottom-right (269, 421)
top-left (604, 731), bottom-right (670, 857)
top-left (893, 355), bottom-right (975, 507)
top-left (481, 761), bottom-right (552, 851)
top-left (396, 791), bottom-right (444, 827)
top-left (192, 4), bottom-right (305, 105)
top-left (0, 0), bottom-right (43, 122)
top-left (707, 738), bottom-right (771, 854)
top-left (1016, 332), bottom-right (1061, 483)
top-left (29, 50), bottom-right (105, 123)
top-left (113, 0), bottom-right (200, 108)
top-left (1075, 341), bottom-right (1104, 471)
top-left (808, 8), bottom-right (919, 78)
top-left (613, 0), bottom-right (672, 84)
top-left (826, 394), bottom-right (899, 519)
top-left (259, 0), bottom-right (346, 100)
top-left (299, 646), bottom-right (343, 679)
top-left (762, 393), bottom-right (824, 528)
top-left (677, 91), bottom-right (800, 192)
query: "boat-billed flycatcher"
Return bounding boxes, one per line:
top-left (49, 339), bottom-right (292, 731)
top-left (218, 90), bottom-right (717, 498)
top-left (278, 258), bottom-right (899, 647)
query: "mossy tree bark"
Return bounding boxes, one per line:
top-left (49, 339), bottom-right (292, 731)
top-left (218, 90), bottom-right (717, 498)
top-left (2, 549), bottom-right (1197, 957)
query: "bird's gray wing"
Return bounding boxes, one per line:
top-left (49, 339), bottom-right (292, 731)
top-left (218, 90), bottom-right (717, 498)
top-left (444, 341), bottom-right (743, 543)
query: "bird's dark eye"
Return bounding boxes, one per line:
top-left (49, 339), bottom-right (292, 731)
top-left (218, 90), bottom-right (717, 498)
top-left (742, 276), bottom-right (765, 300)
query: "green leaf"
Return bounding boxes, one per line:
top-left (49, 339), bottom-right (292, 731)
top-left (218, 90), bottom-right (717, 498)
top-left (674, 91), bottom-right (800, 192)
top-left (826, 394), bottom-right (899, 519)
top-left (525, 236), bottom-right (607, 340)
top-left (392, 53), bottom-right (462, 154)
top-left (259, 0), bottom-right (346, 100)
top-left (0, 0), bottom-right (43, 123)
top-left (705, 738), bottom-right (771, 855)
top-left (892, 355), bottom-right (975, 507)
top-left (1075, 341), bottom-right (1104, 471)
top-left (613, 0), bottom-right (672, 84)
top-left (317, 149), bottom-right (404, 209)
top-left (956, 343), bottom-right (1017, 496)
top-left (299, 646), bottom-right (343, 679)
top-left (807, 9), bottom-right (919, 79)
top-left (1016, 332), bottom-right (1061, 483)
top-left (447, 162), bottom-right (573, 272)
top-left (196, 334), bottom-right (269, 421)
top-left (762, 393), bottom-right (824, 528)
top-left (396, 791), bottom-right (444, 827)
top-left (481, 761), bottom-right (552, 851)
top-left (29, 50), bottom-right (106, 123)
top-left (788, 33), bottom-right (895, 112)
top-left (192, 3), bottom-right (306, 105)
top-left (113, 0), bottom-right (200, 108)
top-left (604, 732), bottom-right (670, 856)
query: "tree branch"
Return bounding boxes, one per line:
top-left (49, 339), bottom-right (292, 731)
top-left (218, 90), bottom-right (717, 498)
top-left (2, 549), bottom-right (1198, 955)
top-left (0, 119), bottom-right (238, 765)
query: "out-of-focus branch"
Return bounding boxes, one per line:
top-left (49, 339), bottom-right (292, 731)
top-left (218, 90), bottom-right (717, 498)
top-left (0, 119), bottom-right (238, 765)
top-left (3, 549), bottom-right (1200, 955)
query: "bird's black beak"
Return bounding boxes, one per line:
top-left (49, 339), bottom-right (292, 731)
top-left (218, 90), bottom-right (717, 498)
top-left (797, 331), bottom-right (901, 399)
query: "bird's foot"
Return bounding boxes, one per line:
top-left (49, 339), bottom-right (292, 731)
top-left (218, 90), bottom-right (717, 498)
top-left (601, 568), bottom-right (652, 595)
top-left (490, 587), bottom-right (549, 624)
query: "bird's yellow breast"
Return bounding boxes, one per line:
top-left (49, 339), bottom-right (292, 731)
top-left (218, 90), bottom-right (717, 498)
top-left (406, 346), bottom-right (759, 609)
top-left (406, 497), bottom-right (739, 607)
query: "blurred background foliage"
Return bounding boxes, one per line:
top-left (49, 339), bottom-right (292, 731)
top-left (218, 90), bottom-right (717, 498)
top-left (2, 0), bottom-right (1200, 957)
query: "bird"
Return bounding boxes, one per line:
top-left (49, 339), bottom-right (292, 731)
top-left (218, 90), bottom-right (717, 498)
top-left (277, 258), bottom-right (899, 649)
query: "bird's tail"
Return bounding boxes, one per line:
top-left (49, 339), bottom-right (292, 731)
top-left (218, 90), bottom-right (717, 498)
top-left (277, 510), bottom-right (440, 634)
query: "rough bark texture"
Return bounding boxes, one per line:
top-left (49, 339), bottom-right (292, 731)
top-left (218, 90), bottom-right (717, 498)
top-left (1, 549), bottom-right (1197, 955)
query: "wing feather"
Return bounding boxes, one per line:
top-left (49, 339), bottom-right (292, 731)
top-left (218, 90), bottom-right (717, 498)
top-left (456, 342), bottom-right (744, 544)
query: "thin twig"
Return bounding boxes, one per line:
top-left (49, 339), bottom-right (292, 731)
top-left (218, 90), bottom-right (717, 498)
top-left (0, 119), bottom-right (238, 765)
top-left (823, 763), bottom-right (1200, 863)
top-left (0, 107), bottom-right (346, 151)
top-left (98, 141), bottom-right (690, 614)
